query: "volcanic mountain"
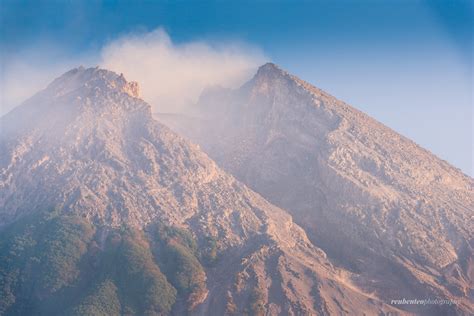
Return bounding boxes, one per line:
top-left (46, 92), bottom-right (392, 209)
top-left (158, 63), bottom-right (474, 315)
top-left (0, 67), bottom-right (416, 315)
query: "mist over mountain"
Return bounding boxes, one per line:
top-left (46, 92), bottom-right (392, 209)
top-left (0, 66), bottom-right (426, 315)
top-left (158, 63), bottom-right (474, 315)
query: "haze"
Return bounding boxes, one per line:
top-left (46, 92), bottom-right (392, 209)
top-left (0, 0), bottom-right (472, 175)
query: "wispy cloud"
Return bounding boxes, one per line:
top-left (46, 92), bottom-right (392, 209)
top-left (0, 44), bottom-right (96, 115)
top-left (0, 28), bottom-right (267, 115)
top-left (100, 28), bottom-right (267, 112)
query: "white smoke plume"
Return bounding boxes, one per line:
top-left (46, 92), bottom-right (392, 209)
top-left (0, 28), bottom-right (267, 115)
top-left (101, 28), bottom-right (266, 112)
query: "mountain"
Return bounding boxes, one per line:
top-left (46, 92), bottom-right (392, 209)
top-left (0, 67), bottom-right (412, 315)
top-left (157, 63), bottom-right (474, 315)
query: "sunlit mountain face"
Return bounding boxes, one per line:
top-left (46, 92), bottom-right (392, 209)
top-left (0, 63), bottom-right (472, 315)
top-left (158, 63), bottom-right (474, 315)
top-left (1, 1), bottom-right (472, 315)
top-left (1, 66), bottom-right (433, 315)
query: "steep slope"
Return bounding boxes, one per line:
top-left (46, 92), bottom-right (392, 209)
top-left (0, 67), bottom-right (408, 315)
top-left (157, 63), bottom-right (474, 315)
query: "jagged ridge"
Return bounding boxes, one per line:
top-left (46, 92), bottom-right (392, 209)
top-left (0, 67), bottom-right (409, 315)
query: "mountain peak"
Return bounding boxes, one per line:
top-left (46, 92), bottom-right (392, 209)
top-left (258, 62), bottom-right (280, 71)
top-left (47, 66), bottom-right (140, 98)
top-left (1, 64), bottom-right (420, 316)
top-left (254, 62), bottom-right (288, 80)
top-left (158, 63), bottom-right (474, 315)
top-left (0, 66), bottom-right (148, 144)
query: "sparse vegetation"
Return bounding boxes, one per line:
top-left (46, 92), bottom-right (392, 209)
top-left (0, 209), bottom-right (94, 315)
top-left (225, 291), bottom-right (238, 315)
top-left (152, 224), bottom-right (207, 310)
top-left (250, 287), bottom-right (266, 316)
top-left (0, 211), bottom-right (216, 315)
top-left (70, 279), bottom-right (121, 316)
top-left (111, 228), bottom-right (177, 315)
top-left (201, 235), bottom-right (218, 265)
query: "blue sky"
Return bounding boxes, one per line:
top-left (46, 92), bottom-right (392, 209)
top-left (1, 0), bottom-right (472, 175)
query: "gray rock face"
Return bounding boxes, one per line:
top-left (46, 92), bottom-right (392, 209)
top-left (158, 63), bottom-right (474, 315)
top-left (0, 67), bottom-right (413, 315)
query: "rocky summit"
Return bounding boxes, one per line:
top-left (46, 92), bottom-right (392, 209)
top-left (0, 67), bottom-right (421, 315)
top-left (157, 63), bottom-right (474, 315)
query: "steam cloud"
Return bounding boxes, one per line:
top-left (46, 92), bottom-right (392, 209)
top-left (100, 28), bottom-right (266, 112)
top-left (0, 28), bottom-right (266, 115)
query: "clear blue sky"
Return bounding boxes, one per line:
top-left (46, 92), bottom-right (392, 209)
top-left (1, 0), bottom-right (472, 175)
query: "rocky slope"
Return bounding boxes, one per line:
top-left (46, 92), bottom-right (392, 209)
top-left (158, 63), bottom-right (474, 315)
top-left (0, 67), bottom-right (410, 315)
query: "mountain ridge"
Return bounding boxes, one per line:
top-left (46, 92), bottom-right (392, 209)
top-left (157, 62), bottom-right (474, 315)
top-left (0, 66), bottom-right (413, 315)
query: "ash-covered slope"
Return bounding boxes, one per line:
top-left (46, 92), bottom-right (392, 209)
top-left (0, 67), bottom-right (408, 315)
top-left (158, 63), bottom-right (474, 315)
